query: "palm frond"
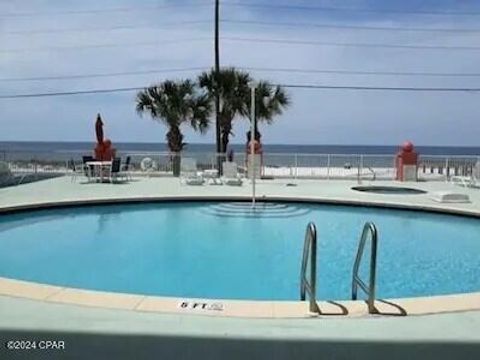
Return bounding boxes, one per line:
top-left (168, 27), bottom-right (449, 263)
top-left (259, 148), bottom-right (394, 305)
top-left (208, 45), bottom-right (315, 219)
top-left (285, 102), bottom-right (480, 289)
top-left (136, 79), bottom-right (212, 152)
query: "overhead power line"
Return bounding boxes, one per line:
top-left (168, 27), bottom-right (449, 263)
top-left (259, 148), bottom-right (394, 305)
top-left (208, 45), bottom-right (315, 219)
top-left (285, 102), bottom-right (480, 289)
top-left (221, 19), bottom-right (480, 33)
top-left (1, 38), bottom-right (210, 54)
top-left (223, 36), bottom-right (480, 51)
top-left (0, 67), bottom-right (210, 82)
top-left (4, 20), bottom-right (212, 35)
top-left (1, 84), bottom-right (480, 99)
top-left (0, 2), bottom-right (213, 18)
top-left (278, 84), bottom-right (480, 92)
top-left (2, 1), bottom-right (478, 18)
top-left (5, 36), bottom-right (479, 54)
top-left (222, 1), bottom-right (480, 16)
top-left (0, 87), bottom-right (144, 99)
top-left (240, 66), bottom-right (480, 78)
top-left (3, 66), bottom-right (480, 83)
top-left (7, 17), bottom-right (480, 36)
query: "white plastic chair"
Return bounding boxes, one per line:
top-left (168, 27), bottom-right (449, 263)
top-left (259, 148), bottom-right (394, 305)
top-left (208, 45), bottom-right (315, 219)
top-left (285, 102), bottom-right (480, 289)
top-left (451, 161), bottom-right (480, 188)
top-left (180, 158), bottom-right (204, 185)
top-left (222, 161), bottom-right (243, 186)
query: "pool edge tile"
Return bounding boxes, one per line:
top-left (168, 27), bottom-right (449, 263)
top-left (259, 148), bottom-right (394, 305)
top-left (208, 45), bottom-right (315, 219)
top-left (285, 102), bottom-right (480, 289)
top-left (0, 278), bottom-right (64, 301)
top-left (137, 297), bottom-right (275, 318)
top-left (47, 288), bottom-right (144, 310)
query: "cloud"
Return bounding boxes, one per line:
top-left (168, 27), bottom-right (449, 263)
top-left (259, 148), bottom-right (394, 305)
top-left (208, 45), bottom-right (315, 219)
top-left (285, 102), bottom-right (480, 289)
top-left (0, 0), bottom-right (479, 146)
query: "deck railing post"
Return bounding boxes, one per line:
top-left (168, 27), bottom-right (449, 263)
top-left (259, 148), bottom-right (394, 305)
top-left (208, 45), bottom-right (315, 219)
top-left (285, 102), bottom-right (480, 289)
top-left (357, 155), bottom-right (364, 184)
top-left (294, 154), bottom-right (298, 180)
top-left (445, 158), bottom-right (449, 182)
top-left (327, 154), bottom-right (331, 180)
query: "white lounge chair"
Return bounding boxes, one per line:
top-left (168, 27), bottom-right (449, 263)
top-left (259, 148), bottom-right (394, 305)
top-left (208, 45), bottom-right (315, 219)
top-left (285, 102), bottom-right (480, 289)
top-left (451, 161), bottom-right (480, 188)
top-left (180, 158), bottom-right (204, 185)
top-left (222, 161), bottom-right (243, 186)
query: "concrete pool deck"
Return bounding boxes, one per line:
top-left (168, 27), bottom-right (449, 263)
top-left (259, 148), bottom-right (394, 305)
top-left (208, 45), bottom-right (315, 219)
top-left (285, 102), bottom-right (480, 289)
top-left (0, 176), bottom-right (479, 358)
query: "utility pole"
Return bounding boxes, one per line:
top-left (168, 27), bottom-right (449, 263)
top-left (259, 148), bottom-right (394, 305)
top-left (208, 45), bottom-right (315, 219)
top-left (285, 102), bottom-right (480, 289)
top-left (214, 0), bottom-right (221, 161)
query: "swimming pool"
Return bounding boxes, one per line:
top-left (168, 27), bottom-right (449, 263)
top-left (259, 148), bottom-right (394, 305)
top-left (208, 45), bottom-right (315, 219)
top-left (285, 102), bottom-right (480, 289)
top-left (0, 202), bottom-right (479, 301)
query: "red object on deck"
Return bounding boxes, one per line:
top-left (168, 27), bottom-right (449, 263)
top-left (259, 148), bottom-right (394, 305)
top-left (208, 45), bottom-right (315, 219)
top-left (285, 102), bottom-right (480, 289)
top-left (95, 139), bottom-right (116, 161)
top-left (246, 140), bottom-right (263, 155)
top-left (395, 141), bottom-right (418, 181)
top-left (94, 114), bottom-right (116, 161)
top-left (246, 139), bottom-right (264, 176)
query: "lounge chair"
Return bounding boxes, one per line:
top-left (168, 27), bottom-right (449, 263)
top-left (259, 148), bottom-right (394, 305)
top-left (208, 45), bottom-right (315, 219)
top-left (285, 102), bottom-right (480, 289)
top-left (222, 161), bottom-right (243, 186)
top-left (180, 158), bottom-right (204, 185)
top-left (451, 161), bottom-right (480, 188)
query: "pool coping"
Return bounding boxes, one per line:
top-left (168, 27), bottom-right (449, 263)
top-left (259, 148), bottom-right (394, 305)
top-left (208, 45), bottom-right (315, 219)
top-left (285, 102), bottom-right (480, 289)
top-left (1, 194), bottom-right (479, 319)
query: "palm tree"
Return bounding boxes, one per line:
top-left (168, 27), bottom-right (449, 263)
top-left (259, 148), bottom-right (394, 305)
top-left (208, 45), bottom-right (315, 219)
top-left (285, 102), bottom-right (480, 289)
top-left (198, 68), bottom-right (251, 154)
top-left (199, 68), bottom-right (290, 154)
top-left (248, 81), bottom-right (290, 140)
top-left (136, 79), bottom-right (211, 176)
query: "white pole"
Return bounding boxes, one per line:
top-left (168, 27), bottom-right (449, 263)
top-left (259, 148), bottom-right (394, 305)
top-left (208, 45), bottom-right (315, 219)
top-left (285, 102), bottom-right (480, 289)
top-left (250, 84), bottom-right (256, 208)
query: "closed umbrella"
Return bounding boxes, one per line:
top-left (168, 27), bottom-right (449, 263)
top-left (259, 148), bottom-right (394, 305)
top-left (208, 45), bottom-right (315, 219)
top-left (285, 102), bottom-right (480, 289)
top-left (95, 113), bottom-right (104, 144)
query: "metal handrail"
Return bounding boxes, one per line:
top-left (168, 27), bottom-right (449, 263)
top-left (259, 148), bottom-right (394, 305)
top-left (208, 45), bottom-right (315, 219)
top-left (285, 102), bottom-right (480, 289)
top-left (352, 222), bottom-right (378, 314)
top-left (300, 222), bottom-right (321, 314)
top-left (366, 166), bottom-right (376, 181)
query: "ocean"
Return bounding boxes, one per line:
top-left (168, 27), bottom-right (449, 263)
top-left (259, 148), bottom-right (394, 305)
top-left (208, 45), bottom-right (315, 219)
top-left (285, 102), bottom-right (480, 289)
top-left (1, 142), bottom-right (478, 168)
top-left (1, 141), bottom-right (479, 156)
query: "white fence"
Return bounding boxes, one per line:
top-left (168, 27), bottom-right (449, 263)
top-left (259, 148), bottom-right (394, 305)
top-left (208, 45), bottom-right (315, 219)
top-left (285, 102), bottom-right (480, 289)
top-left (1, 150), bottom-right (479, 183)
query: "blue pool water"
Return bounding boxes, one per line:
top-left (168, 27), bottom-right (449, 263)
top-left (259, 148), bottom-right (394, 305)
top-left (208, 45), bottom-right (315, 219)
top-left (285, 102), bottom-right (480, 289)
top-left (0, 202), bottom-right (479, 301)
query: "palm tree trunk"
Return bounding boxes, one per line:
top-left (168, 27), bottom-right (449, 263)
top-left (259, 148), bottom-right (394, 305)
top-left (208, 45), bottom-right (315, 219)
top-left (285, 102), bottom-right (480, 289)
top-left (220, 119), bottom-right (232, 167)
top-left (221, 129), bottom-right (230, 157)
top-left (167, 126), bottom-right (183, 177)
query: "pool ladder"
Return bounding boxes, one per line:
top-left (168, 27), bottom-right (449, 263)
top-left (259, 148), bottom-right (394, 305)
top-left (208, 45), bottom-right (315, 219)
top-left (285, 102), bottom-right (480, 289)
top-left (300, 222), bottom-right (321, 313)
top-left (352, 222), bottom-right (378, 314)
top-left (300, 221), bottom-right (378, 315)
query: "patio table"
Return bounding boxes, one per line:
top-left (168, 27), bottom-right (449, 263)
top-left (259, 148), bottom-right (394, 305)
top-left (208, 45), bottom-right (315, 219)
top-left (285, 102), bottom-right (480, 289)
top-left (85, 161), bottom-right (112, 183)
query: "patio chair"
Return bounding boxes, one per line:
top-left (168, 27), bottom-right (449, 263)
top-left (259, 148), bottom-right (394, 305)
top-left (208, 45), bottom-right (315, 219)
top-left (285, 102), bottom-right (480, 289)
top-left (180, 158), bottom-right (204, 185)
top-left (451, 161), bottom-right (480, 188)
top-left (109, 158), bottom-right (127, 183)
top-left (82, 155), bottom-right (94, 181)
top-left (68, 159), bottom-right (86, 183)
top-left (121, 156), bottom-right (132, 180)
top-left (222, 161), bottom-right (243, 186)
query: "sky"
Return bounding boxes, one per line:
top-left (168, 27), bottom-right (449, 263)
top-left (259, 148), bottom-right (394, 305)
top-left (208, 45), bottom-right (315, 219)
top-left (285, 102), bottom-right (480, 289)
top-left (1, 0), bottom-right (480, 146)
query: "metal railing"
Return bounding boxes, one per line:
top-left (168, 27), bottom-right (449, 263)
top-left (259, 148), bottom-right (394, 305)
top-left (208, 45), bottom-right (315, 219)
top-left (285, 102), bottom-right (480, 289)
top-left (300, 222), bottom-right (321, 314)
top-left (0, 149), bottom-right (478, 183)
top-left (417, 155), bottom-right (480, 182)
top-left (352, 222), bottom-right (378, 314)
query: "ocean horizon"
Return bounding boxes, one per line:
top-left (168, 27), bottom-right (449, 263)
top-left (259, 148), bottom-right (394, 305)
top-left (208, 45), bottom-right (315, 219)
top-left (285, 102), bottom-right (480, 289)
top-left (0, 141), bottom-right (479, 156)
top-left (0, 141), bottom-right (480, 166)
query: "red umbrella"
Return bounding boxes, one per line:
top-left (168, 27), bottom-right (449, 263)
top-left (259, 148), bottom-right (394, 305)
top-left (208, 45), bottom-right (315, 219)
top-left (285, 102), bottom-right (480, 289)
top-left (95, 113), bottom-right (104, 144)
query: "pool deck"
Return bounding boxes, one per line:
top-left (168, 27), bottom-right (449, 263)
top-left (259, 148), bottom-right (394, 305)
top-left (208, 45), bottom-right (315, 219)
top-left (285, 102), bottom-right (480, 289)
top-left (0, 176), bottom-right (479, 359)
